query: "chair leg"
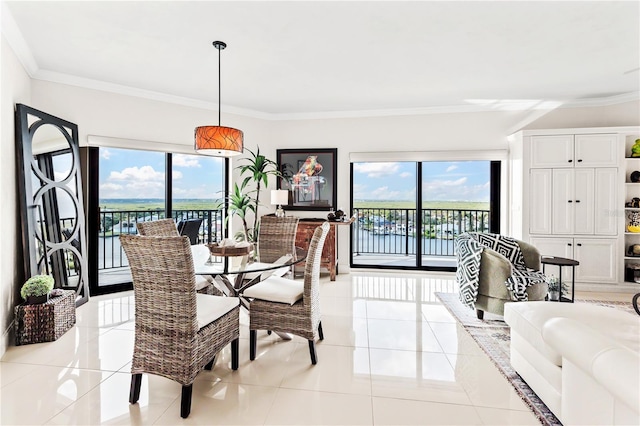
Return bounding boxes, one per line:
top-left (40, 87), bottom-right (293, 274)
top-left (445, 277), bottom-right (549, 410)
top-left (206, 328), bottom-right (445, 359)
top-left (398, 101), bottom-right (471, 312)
top-left (231, 338), bottom-right (239, 370)
top-left (129, 373), bottom-right (142, 404)
top-left (250, 330), bottom-right (257, 361)
top-left (318, 321), bottom-right (324, 340)
top-left (476, 309), bottom-right (484, 320)
top-left (308, 340), bottom-right (317, 365)
top-left (180, 384), bottom-right (192, 418)
top-left (204, 354), bottom-right (216, 370)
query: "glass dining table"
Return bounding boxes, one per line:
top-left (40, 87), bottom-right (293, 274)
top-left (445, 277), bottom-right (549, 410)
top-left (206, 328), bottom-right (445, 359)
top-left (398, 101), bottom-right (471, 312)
top-left (190, 244), bottom-right (307, 310)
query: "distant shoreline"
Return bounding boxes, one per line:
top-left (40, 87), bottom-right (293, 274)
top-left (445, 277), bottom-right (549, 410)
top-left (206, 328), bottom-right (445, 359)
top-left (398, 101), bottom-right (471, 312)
top-left (100, 198), bottom-right (489, 211)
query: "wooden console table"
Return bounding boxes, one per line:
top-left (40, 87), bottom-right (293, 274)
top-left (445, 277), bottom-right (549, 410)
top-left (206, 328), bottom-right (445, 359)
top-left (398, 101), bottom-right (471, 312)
top-left (295, 217), bottom-right (354, 280)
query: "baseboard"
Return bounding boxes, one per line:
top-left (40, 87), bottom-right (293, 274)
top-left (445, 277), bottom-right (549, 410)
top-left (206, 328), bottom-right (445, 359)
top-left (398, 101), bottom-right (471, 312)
top-left (576, 282), bottom-right (640, 293)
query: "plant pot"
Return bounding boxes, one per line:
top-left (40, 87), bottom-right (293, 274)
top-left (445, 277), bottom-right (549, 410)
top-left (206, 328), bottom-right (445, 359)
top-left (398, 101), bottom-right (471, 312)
top-left (549, 290), bottom-right (560, 301)
top-left (26, 294), bottom-right (49, 305)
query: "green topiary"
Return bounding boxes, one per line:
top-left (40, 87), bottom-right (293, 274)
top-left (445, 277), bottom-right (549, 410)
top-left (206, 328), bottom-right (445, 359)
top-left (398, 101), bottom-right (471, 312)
top-left (20, 275), bottom-right (54, 300)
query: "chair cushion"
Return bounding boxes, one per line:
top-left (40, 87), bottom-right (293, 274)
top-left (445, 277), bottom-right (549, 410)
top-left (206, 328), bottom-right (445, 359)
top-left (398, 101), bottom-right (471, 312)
top-left (195, 294), bottom-right (239, 329)
top-left (243, 254), bottom-right (294, 280)
top-left (195, 275), bottom-right (213, 291)
top-left (242, 275), bottom-right (303, 305)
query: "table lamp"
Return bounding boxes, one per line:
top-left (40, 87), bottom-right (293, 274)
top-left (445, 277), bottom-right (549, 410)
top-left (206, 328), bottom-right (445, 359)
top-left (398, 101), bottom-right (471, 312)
top-left (271, 189), bottom-right (289, 218)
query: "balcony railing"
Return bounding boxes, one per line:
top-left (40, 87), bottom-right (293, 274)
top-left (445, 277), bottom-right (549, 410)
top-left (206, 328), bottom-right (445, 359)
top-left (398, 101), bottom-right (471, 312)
top-left (353, 207), bottom-right (490, 257)
top-left (96, 206), bottom-right (488, 272)
top-left (99, 209), bottom-right (222, 270)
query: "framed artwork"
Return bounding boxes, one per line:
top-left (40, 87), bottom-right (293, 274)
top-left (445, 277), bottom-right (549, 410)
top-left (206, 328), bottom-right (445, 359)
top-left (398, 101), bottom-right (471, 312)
top-left (276, 148), bottom-right (337, 211)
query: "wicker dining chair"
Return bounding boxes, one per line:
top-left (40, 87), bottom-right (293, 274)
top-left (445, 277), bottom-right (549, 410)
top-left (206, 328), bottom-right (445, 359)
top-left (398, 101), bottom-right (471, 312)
top-left (136, 219), bottom-right (221, 296)
top-left (120, 234), bottom-right (240, 418)
top-left (256, 215), bottom-right (299, 263)
top-left (136, 218), bottom-right (178, 237)
top-left (243, 222), bottom-right (330, 364)
top-left (243, 215), bottom-right (300, 282)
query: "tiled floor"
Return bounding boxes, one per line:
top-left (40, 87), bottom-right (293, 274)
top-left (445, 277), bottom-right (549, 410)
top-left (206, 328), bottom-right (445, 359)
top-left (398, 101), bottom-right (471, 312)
top-left (1, 271), bottom-right (626, 425)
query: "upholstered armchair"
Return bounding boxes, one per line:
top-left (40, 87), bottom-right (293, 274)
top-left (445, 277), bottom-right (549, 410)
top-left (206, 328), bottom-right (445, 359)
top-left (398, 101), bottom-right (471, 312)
top-left (456, 232), bottom-right (548, 319)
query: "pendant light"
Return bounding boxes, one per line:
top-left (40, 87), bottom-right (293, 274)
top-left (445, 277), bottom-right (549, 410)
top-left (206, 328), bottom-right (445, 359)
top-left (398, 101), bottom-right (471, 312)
top-left (195, 41), bottom-right (244, 157)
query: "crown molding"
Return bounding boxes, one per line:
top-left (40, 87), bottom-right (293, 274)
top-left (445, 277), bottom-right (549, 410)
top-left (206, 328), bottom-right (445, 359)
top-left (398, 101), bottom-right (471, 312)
top-left (32, 69), bottom-right (273, 120)
top-left (1, 2), bottom-right (38, 75)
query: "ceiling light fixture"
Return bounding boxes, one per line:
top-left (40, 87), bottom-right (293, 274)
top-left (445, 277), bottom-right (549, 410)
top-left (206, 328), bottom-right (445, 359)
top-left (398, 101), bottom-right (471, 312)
top-left (195, 41), bottom-right (244, 157)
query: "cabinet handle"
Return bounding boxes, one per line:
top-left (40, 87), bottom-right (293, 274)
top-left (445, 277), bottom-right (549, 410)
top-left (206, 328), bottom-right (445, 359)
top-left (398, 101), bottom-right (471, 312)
top-left (568, 200), bottom-right (573, 203)
top-left (568, 243), bottom-right (572, 246)
top-left (568, 159), bottom-right (573, 163)
top-left (577, 159), bottom-right (583, 162)
top-left (577, 243), bottom-right (582, 247)
top-left (575, 200), bottom-right (581, 203)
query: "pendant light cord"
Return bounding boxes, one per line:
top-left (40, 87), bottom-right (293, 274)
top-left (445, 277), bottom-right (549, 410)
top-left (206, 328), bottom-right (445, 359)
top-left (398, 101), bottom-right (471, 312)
top-left (218, 44), bottom-right (221, 126)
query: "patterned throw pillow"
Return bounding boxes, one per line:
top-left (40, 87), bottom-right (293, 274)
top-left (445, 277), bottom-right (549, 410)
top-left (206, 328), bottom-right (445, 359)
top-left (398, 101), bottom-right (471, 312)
top-left (470, 232), bottom-right (525, 266)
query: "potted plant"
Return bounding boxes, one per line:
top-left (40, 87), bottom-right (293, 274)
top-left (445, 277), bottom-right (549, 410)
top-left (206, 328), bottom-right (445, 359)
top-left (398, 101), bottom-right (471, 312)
top-left (232, 146), bottom-right (281, 242)
top-left (20, 274), bottom-right (54, 305)
top-left (546, 275), bottom-right (569, 301)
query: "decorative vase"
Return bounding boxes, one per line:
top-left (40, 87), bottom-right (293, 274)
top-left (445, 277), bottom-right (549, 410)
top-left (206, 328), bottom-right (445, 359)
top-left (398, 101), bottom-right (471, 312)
top-left (549, 290), bottom-right (560, 301)
top-left (26, 293), bottom-right (49, 305)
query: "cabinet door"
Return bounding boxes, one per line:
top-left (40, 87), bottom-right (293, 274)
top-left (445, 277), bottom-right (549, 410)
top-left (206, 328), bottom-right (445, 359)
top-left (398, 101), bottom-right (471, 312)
top-left (574, 238), bottom-right (617, 283)
top-left (529, 236), bottom-right (574, 259)
top-left (530, 236), bottom-right (575, 282)
top-left (529, 169), bottom-right (553, 234)
top-left (594, 168), bottom-right (618, 235)
top-left (530, 135), bottom-right (574, 168)
top-left (574, 134), bottom-right (618, 167)
top-left (573, 168), bottom-right (594, 234)
top-left (552, 169), bottom-right (575, 234)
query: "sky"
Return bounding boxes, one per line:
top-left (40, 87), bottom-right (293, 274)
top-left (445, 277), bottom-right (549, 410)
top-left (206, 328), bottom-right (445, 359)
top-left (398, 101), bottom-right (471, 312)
top-left (98, 147), bottom-right (224, 200)
top-left (98, 148), bottom-right (489, 202)
top-left (353, 161), bottom-right (490, 202)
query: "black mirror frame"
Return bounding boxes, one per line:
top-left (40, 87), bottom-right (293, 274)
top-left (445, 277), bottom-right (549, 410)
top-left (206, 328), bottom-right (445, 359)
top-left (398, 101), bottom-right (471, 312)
top-left (15, 104), bottom-right (89, 307)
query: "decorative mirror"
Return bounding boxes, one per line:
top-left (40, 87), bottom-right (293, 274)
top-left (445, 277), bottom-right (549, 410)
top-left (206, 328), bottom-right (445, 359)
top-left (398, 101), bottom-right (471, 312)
top-left (15, 104), bottom-right (89, 306)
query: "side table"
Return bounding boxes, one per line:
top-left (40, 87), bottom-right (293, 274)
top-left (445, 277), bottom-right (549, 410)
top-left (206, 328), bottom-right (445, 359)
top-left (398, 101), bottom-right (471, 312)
top-left (541, 256), bottom-right (579, 303)
top-left (14, 289), bottom-right (76, 345)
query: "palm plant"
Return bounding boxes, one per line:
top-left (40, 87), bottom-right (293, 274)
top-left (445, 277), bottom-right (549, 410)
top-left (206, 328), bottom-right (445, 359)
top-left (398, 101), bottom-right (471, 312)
top-left (235, 146), bottom-right (281, 241)
top-left (226, 183), bottom-right (254, 241)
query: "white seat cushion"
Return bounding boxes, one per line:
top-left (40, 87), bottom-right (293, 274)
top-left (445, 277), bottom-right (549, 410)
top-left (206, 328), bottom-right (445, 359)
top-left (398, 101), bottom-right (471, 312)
top-left (195, 275), bottom-right (213, 291)
top-left (195, 294), bottom-right (239, 329)
top-left (242, 275), bottom-right (303, 305)
top-left (243, 254), bottom-right (294, 280)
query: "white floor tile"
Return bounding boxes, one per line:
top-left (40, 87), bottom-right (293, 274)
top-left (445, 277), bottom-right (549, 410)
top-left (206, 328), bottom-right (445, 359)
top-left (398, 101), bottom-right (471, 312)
top-left (368, 318), bottom-right (443, 352)
top-left (372, 396), bottom-right (483, 425)
top-left (265, 388), bottom-right (373, 425)
top-left (1, 365), bottom-right (112, 425)
top-left (0, 271), bottom-right (556, 425)
top-left (280, 343), bottom-right (372, 395)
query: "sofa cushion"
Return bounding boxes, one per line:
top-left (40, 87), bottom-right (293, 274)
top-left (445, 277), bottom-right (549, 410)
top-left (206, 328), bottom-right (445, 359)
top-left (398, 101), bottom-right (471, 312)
top-left (504, 301), bottom-right (640, 366)
top-left (543, 317), bottom-right (640, 419)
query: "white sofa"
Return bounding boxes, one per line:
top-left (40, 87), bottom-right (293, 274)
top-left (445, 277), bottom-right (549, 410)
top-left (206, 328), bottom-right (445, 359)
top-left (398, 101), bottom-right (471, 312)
top-left (504, 301), bottom-right (640, 425)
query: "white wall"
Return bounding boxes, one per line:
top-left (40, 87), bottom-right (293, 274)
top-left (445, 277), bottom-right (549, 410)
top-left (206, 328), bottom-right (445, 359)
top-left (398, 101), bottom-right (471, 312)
top-left (1, 35), bottom-right (32, 355)
top-left (2, 46), bottom-right (639, 358)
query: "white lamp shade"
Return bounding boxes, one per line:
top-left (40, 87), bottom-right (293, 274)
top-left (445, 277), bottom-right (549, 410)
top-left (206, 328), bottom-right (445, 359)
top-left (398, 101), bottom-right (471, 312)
top-left (271, 189), bottom-right (289, 205)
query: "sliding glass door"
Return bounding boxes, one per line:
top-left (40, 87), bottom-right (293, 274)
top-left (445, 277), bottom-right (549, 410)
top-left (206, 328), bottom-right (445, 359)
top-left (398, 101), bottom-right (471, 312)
top-left (351, 160), bottom-right (498, 271)
top-left (87, 147), bottom-right (224, 295)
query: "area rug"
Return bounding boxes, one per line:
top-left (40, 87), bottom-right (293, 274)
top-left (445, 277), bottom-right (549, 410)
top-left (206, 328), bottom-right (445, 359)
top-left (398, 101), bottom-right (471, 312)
top-left (435, 293), bottom-right (636, 426)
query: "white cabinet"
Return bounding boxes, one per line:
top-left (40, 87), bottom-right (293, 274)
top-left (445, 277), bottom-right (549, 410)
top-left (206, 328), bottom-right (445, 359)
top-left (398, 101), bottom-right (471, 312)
top-left (510, 126), bottom-right (640, 287)
top-left (530, 237), bottom-right (618, 283)
top-left (530, 134), bottom-right (618, 168)
top-left (530, 167), bottom-right (616, 236)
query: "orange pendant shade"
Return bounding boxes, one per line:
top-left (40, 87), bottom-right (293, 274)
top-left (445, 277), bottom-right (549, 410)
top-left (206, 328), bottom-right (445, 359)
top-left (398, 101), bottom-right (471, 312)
top-left (195, 125), bottom-right (244, 157)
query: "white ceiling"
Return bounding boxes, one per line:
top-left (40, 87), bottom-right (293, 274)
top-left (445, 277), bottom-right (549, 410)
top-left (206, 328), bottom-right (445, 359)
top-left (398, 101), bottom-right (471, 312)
top-left (3, 1), bottom-right (640, 119)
